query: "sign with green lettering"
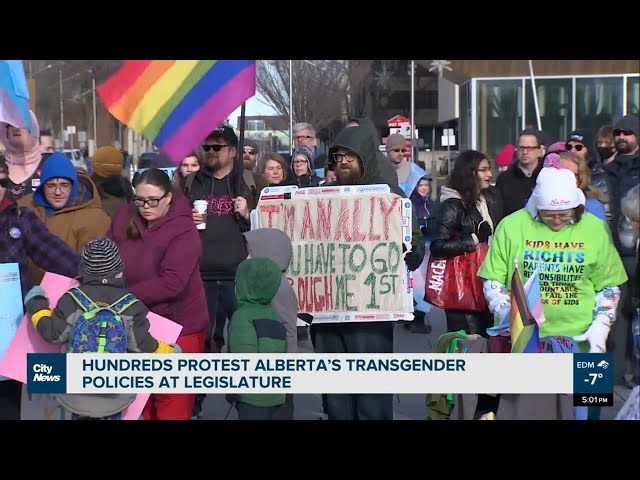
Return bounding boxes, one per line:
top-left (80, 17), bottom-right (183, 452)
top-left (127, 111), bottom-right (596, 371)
top-left (254, 185), bottom-right (414, 323)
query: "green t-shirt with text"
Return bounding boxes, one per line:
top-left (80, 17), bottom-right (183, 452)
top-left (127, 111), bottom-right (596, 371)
top-left (478, 209), bottom-right (628, 338)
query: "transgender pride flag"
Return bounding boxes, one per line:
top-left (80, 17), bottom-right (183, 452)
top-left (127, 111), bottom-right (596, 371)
top-left (0, 60), bottom-right (33, 132)
top-left (487, 262), bottom-right (545, 351)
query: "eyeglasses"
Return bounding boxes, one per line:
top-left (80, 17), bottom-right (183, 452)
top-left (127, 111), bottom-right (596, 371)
top-left (294, 135), bottom-right (314, 142)
top-left (0, 177), bottom-right (8, 188)
top-left (392, 149), bottom-right (407, 153)
top-left (293, 160), bottom-right (308, 165)
top-left (332, 152), bottom-right (357, 164)
top-left (202, 144), bottom-right (228, 152)
top-left (538, 212), bottom-right (574, 222)
top-left (133, 193), bottom-right (167, 208)
top-left (43, 182), bottom-right (72, 193)
top-left (517, 145), bottom-right (540, 152)
top-left (566, 143), bottom-right (585, 152)
top-left (613, 129), bottom-right (634, 137)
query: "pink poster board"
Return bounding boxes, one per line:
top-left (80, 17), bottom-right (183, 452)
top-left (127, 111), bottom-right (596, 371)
top-left (0, 273), bottom-right (182, 420)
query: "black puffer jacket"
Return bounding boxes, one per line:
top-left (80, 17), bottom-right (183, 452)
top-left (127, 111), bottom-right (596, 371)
top-left (430, 186), bottom-right (503, 259)
top-left (588, 159), bottom-right (614, 227)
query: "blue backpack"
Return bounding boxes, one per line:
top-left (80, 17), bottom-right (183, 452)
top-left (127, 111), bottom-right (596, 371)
top-left (66, 288), bottom-right (137, 354)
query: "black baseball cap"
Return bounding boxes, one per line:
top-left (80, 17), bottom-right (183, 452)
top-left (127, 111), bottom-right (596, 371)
top-left (207, 125), bottom-right (238, 148)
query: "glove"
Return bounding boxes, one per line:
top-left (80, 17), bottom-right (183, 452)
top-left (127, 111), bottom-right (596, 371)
top-left (405, 250), bottom-right (423, 271)
top-left (24, 286), bottom-right (50, 316)
top-left (573, 315), bottom-right (612, 353)
top-left (155, 341), bottom-right (181, 354)
top-left (476, 221), bottom-right (492, 244)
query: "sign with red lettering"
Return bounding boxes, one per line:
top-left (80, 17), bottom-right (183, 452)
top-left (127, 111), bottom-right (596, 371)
top-left (255, 186), bottom-right (414, 323)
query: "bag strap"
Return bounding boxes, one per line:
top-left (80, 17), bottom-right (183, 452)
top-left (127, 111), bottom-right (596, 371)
top-left (109, 293), bottom-right (138, 315)
top-left (67, 288), bottom-right (100, 313)
top-left (242, 169), bottom-right (257, 198)
top-left (184, 172), bottom-right (196, 194)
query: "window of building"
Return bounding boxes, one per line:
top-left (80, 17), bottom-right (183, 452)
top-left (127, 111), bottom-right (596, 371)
top-left (627, 76), bottom-right (639, 115)
top-left (575, 77), bottom-right (623, 130)
top-left (247, 120), bottom-right (266, 131)
top-left (476, 79), bottom-right (523, 161)
top-left (525, 78), bottom-right (572, 143)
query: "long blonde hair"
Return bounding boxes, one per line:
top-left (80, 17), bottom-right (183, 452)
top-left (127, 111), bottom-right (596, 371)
top-left (558, 151), bottom-right (608, 203)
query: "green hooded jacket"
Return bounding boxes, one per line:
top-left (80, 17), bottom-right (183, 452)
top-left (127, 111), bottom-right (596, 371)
top-left (327, 125), bottom-right (425, 266)
top-left (228, 257), bottom-right (288, 407)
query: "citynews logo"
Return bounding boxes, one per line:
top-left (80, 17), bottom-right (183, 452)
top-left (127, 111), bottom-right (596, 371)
top-left (32, 364), bottom-right (61, 382)
top-left (27, 353), bottom-right (67, 394)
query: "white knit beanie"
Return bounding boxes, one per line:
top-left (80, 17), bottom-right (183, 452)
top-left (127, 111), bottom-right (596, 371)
top-left (526, 167), bottom-right (586, 219)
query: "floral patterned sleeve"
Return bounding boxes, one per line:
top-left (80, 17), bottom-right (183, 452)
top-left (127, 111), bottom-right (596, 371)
top-left (593, 286), bottom-right (621, 325)
top-left (483, 279), bottom-right (511, 324)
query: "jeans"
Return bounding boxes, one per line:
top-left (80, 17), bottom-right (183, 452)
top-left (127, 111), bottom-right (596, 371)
top-left (310, 321), bottom-right (394, 420)
top-left (203, 280), bottom-right (237, 352)
top-left (194, 280), bottom-right (237, 417)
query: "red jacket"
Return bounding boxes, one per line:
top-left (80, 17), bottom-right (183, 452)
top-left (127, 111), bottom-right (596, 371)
top-left (107, 193), bottom-right (208, 336)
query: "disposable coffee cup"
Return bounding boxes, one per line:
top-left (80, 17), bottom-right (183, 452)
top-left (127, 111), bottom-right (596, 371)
top-left (193, 200), bottom-right (208, 230)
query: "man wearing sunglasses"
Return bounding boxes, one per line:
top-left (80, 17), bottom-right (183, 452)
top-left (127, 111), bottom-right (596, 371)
top-left (242, 139), bottom-right (259, 171)
top-left (604, 113), bottom-right (640, 389)
top-left (385, 133), bottom-right (427, 195)
top-left (183, 125), bottom-right (266, 418)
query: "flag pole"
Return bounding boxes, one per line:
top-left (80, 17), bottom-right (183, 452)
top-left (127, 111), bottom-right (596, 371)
top-left (528, 60), bottom-right (542, 131)
top-left (236, 102), bottom-right (247, 198)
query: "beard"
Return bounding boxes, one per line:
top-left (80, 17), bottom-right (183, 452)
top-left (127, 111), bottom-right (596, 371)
top-left (335, 165), bottom-right (361, 185)
top-left (615, 139), bottom-right (638, 155)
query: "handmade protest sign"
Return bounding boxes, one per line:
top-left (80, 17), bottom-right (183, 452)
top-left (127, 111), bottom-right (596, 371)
top-left (254, 185), bottom-right (414, 323)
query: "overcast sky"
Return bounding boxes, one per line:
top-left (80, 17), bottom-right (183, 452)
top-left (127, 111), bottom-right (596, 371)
top-left (228, 92), bottom-right (277, 128)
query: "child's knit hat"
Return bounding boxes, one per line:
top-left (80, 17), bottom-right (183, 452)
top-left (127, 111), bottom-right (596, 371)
top-left (81, 237), bottom-right (125, 277)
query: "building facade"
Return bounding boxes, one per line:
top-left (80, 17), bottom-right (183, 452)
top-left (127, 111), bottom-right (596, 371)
top-left (424, 60), bottom-right (639, 162)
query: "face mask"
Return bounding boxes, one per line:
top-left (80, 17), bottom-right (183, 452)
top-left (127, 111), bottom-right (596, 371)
top-left (597, 147), bottom-right (615, 159)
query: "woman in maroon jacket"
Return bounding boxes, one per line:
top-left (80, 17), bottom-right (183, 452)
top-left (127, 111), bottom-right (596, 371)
top-left (107, 168), bottom-right (208, 420)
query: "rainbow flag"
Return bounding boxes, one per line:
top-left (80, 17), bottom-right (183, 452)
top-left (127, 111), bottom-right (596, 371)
top-left (97, 60), bottom-right (256, 163)
top-left (487, 266), bottom-right (545, 340)
top-left (510, 265), bottom-right (543, 353)
top-left (0, 60), bottom-right (33, 132)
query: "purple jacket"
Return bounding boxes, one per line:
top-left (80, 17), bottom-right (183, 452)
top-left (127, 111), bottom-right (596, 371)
top-left (107, 193), bottom-right (208, 336)
top-left (0, 201), bottom-right (80, 298)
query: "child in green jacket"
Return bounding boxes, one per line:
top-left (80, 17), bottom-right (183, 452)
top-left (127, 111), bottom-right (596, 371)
top-left (227, 257), bottom-right (288, 420)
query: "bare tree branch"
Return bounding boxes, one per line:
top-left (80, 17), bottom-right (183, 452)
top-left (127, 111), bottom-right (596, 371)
top-left (256, 60), bottom-right (349, 138)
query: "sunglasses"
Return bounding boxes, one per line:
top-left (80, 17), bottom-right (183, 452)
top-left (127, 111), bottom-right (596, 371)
top-left (392, 149), bottom-right (407, 153)
top-left (566, 143), bottom-right (585, 152)
top-left (613, 129), bottom-right (634, 136)
top-left (243, 149), bottom-right (255, 155)
top-left (0, 177), bottom-right (8, 188)
top-left (202, 144), bottom-right (228, 152)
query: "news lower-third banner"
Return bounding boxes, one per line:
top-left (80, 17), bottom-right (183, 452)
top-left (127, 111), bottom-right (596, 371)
top-left (25, 352), bottom-right (615, 405)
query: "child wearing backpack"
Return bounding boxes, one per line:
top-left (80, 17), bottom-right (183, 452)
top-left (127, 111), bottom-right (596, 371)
top-left (226, 258), bottom-right (288, 420)
top-left (24, 237), bottom-right (180, 420)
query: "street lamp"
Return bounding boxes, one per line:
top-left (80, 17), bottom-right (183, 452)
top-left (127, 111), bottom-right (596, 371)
top-left (410, 60), bottom-right (416, 163)
top-left (289, 60), bottom-right (293, 154)
top-left (29, 61), bottom-right (65, 79)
